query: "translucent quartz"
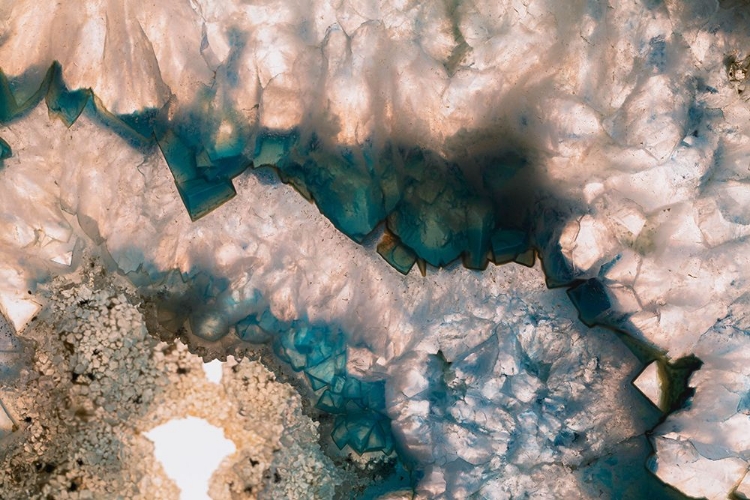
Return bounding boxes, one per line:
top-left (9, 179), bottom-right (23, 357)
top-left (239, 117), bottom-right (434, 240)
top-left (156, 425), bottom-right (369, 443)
top-left (0, 85), bottom-right (678, 498)
top-left (1, 66), bottom-right (544, 274)
top-left (633, 362), bottom-right (664, 411)
top-left (1, 0), bottom-right (750, 498)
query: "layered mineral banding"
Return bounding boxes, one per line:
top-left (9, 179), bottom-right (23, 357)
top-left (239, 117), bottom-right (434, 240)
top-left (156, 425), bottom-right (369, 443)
top-left (1, 0), bottom-right (750, 498)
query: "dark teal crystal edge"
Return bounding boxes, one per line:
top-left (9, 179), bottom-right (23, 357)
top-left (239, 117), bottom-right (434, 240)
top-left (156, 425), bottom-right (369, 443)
top-left (1, 62), bottom-right (546, 273)
top-left (0, 62), bottom-right (697, 499)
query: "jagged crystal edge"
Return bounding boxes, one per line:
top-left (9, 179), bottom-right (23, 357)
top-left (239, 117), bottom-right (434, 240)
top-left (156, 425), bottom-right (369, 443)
top-left (136, 268), bottom-right (399, 458)
top-left (2, 107), bottom-right (703, 499)
top-left (0, 60), bottom-right (699, 372)
top-left (0, 62), bottom-right (571, 277)
top-left (5, 1), bottom-right (750, 497)
top-left (0, 61), bottom-right (706, 494)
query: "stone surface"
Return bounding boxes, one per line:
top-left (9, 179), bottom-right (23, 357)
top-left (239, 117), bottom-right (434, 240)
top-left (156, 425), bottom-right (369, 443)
top-left (1, 1), bottom-right (750, 498)
top-left (0, 267), bottom-right (342, 499)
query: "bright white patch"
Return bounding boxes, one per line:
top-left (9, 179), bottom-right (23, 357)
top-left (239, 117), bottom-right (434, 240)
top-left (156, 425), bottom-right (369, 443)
top-left (145, 417), bottom-right (235, 500)
top-left (0, 296), bottom-right (40, 332)
top-left (50, 251), bottom-right (73, 266)
top-left (202, 359), bottom-right (223, 384)
top-left (633, 361), bottom-right (663, 410)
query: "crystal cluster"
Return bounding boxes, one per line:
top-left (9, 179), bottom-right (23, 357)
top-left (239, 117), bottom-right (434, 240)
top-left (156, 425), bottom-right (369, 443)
top-left (0, 0), bottom-right (750, 499)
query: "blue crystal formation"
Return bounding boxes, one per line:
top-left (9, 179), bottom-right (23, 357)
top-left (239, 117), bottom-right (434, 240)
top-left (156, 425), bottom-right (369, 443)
top-left (568, 278), bottom-right (613, 328)
top-left (252, 132), bottom-right (539, 274)
top-left (0, 62), bottom-right (630, 465)
top-left (271, 323), bottom-right (393, 455)
top-left (0, 62), bottom-right (254, 222)
top-left (155, 125), bottom-right (250, 221)
top-left (240, 312), bottom-right (393, 455)
top-left (252, 130), bottom-right (536, 274)
top-left (0, 63), bottom-right (552, 273)
top-left (243, 323), bottom-right (395, 455)
top-left (140, 270), bottom-right (395, 456)
top-left (0, 61), bottom-right (549, 277)
top-left (1, 63), bottom-right (90, 126)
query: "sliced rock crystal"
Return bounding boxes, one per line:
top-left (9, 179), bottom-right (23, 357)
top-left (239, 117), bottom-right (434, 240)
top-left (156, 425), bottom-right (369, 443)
top-left (1, 0), bottom-right (750, 498)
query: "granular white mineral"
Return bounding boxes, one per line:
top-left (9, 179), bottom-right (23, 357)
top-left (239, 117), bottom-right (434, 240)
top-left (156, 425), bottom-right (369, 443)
top-left (0, 266), bottom-right (342, 499)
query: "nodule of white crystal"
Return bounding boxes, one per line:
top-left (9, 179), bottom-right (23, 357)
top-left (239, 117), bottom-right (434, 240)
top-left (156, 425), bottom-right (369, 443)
top-left (633, 361), bottom-right (664, 411)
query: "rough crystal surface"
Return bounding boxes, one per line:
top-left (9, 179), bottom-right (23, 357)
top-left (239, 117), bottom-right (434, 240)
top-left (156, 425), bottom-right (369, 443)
top-left (1, 0), bottom-right (750, 498)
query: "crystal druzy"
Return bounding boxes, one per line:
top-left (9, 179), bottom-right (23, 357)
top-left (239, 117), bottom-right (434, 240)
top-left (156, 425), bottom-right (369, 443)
top-left (0, 0), bottom-right (749, 498)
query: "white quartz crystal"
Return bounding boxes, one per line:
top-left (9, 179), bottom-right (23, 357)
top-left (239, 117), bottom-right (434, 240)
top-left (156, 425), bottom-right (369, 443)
top-left (1, 0), bottom-right (750, 498)
top-left (633, 362), bottom-right (663, 411)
